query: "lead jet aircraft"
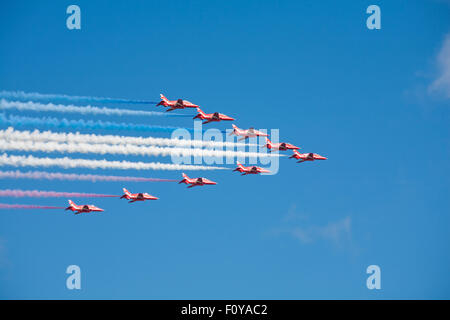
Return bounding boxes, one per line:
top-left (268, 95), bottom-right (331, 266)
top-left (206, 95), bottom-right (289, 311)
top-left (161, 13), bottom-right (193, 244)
top-left (289, 150), bottom-right (327, 163)
top-left (233, 162), bottom-right (271, 175)
top-left (193, 108), bottom-right (235, 124)
top-left (178, 173), bottom-right (217, 188)
top-left (65, 200), bottom-right (104, 214)
top-left (262, 138), bottom-right (300, 152)
top-left (156, 94), bottom-right (200, 112)
top-left (120, 188), bottom-right (159, 203)
top-left (229, 124), bottom-right (268, 140)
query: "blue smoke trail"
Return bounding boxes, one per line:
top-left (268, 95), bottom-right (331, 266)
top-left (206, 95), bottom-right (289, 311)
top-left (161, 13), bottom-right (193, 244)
top-left (0, 99), bottom-right (191, 118)
top-left (0, 113), bottom-right (194, 133)
top-left (0, 90), bottom-right (158, 105)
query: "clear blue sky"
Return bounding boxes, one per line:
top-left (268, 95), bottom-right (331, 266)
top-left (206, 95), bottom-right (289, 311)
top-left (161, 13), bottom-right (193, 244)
top-left (0, 0), bottom-right (449, 299)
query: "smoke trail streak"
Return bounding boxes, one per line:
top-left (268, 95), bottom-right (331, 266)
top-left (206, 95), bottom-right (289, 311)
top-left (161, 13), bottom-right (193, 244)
top-left (0, 113), bottom-right (191, 133)
top-left (0, 189), bottom-right (118, 198)
top-left (0, 154), bottom-right (227, 171)
top-left (0, 127), bottom-right (250, 148)
top-left (0, 203), bottom-right (64, 210)
top-left (0, 131), bottom-right (278, 159)
top-left (0, 90), bottom-right (157, 105)
top-left (0, 99), bottom-right (188, 117)
top-left (0, 139), bottom-right (277, 159)
top-left (0, 170), bottom-right (177, 183)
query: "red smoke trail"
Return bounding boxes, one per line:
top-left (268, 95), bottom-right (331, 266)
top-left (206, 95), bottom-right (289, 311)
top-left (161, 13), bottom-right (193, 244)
top-left (0, 170), bottom-right (178, 183)
top-left (0, 189), bottom-right (119, 198)
top-left (0, 203), bottom-right (65, 210)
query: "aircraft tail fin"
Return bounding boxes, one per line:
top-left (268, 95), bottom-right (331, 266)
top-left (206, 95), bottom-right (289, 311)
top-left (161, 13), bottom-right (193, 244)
top-left (65, 199), bottom-right (75, 210)
top-left (196, 107), bottom-right (206, 117)
top-left (160, 94), bottom-right (169, 102)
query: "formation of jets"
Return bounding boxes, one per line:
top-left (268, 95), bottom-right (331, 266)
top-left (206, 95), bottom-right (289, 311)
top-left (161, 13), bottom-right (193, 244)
top-left (157, 93), bottom-right (326, 168)
top-left (61, 93), bottom-right (328, 215)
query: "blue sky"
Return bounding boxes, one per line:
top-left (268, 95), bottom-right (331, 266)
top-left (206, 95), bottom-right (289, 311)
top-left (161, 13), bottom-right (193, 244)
top-left (0, 0), bottom-right (449, 299)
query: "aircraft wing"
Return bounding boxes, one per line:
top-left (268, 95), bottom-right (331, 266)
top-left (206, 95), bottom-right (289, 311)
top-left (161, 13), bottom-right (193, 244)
top-left (187, 184), bottom-right (199, 188)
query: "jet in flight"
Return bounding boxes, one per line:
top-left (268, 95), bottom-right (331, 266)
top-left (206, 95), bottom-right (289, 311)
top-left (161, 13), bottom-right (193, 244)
top-left (262, 138), bottom-right (300, 152)
top-left (178, 173), bottom-right (217, 188)
top-left (120, 188), bottom-right (159, 203)
top-left (193, 108), bottom-right (235, 124)
top-left (233, 162), bottom-right (271, 175)
top-left (65, 200), bottom-right (104, 214)
top-left (156, 94), bottom-right (200, 112)
top-left (229, 124), bottom-right (268, 140)
top-left (289, 150), bottom-right (327, 163)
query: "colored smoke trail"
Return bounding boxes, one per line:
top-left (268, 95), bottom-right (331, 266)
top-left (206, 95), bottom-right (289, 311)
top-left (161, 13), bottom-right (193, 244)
top-left (0, 90), bottom-right (157, 105)
top-left (0, 127), bottom-right (251, 149)
top-left (0, 189), bottom-right (118, 198)
top-left (0, 153), bottom-right (227, 171)
top-left (0, 170), bottom-right (177, 183)
top-left (0, 113), bottom-right (192, 133)
top-left (0, 203), bottom-right (65, 210)
top-left (0, 99), bottom-right (189, 117)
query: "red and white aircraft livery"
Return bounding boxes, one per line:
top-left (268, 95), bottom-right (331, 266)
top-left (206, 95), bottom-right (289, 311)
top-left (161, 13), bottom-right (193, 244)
top-left (156, 94), bottom-right (200, 112)
top-left (263, 138), bottom-right (300, 152)
top-left (178, 173), bottom-right (217, 188)
top-left (120, 188), bottom-right (159, 203)
top-left (193, 108), bottom-right (235, 124)
top-left (289, 150), bottom-right (327, 163)
top-left (229, 124), bottom-right (268, 140)
top-left (233, 162), bottom-right (271, 175)
top-left (65, 200), bottom-right (104, 214)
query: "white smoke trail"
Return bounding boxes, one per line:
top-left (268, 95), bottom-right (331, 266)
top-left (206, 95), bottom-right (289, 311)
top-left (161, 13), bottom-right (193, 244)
top-left (0, 127), bottom-right (250, 149)
top-left (0, 170), bottom-right (177, 182)
top-left (0, 154), bottom-right (227, 171)
top-left (0, 99), bottom-right (185, 117)
top-left (0, 139), bottom-right (274, 159)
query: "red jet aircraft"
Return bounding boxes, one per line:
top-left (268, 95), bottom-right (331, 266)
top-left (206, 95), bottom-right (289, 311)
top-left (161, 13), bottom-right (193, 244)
top-left (178, 173), bottom-right (217, 188)
top-left (233, 162), bottom-right (271, 175)
top-left (262, 138), bottom-right (300, 152)
top-left (193, 108), bottom-right (235, 124)
top-left (120, 188), bottom-right (159, 203)
top-left (156, 94), bottom-right (200, 112)
top-left (65, 200), bottom-right (104, 214)
top-left (229, 124), bottom-right (268, 140)
top-left (289, 150), bottom-right (327, 163)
